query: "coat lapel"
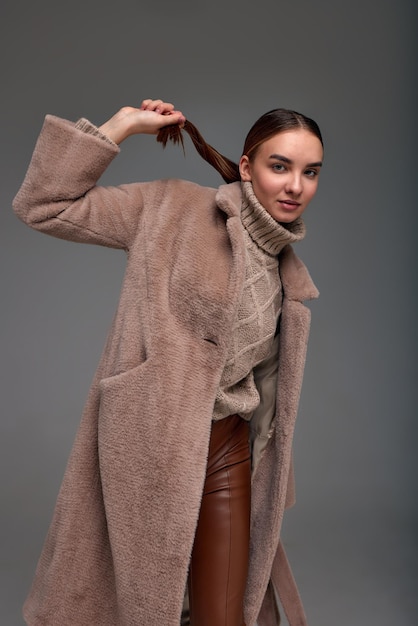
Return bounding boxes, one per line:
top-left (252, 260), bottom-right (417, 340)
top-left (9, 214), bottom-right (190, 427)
top-left (244, 245), bottom-right (318, 625)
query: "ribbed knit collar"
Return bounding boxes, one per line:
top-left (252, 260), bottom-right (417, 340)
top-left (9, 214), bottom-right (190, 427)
top-left (240, 181), bottom-right (306, 256)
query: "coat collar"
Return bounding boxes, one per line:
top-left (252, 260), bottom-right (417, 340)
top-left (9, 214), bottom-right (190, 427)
top-left (279, 246), bottom-right (319, 302)
top-left (215, 182), bottom-right (242, 217)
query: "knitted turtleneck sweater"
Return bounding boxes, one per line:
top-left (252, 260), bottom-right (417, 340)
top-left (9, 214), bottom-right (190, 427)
top-left (212, 181), bottom-right (306, 421)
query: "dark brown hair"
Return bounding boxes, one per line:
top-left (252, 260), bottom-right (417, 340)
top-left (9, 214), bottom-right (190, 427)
top-left (157, 108), bottom-right (323, 184)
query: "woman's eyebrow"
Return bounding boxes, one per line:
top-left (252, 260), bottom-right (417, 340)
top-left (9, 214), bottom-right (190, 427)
top-left (268, 153), bottom-right (323, 168)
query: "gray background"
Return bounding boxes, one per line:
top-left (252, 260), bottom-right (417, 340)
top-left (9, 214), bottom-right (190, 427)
top-left (1, 1), bottom-right (416, 624)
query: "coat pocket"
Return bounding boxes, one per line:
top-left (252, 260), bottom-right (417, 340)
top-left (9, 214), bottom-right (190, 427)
top-left (99, 359), bottom-right (151, 393)
top-left (98, 359), bottom-right (155, 430)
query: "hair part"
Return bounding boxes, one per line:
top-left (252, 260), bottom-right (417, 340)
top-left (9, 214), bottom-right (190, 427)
top-left (243, 108), bottom-right (323, 160)
top-left (156, 108), bottom-right (323, 184)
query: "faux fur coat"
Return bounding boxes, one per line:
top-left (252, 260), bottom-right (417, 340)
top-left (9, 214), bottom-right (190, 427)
top-left (13, 115), bottom-right (319, 626)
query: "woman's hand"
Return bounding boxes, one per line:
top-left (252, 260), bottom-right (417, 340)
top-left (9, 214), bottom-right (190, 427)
top-left (98, 99), bottom-right (186, 145)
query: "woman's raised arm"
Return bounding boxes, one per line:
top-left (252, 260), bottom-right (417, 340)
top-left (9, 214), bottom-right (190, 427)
top-left (12, 99), bottom-right (185, 249)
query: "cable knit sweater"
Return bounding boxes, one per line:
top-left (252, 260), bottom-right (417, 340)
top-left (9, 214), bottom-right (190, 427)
top-left (213, 181), bottom-right (306, 420)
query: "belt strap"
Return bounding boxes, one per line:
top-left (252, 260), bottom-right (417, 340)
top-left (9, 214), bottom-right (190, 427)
top-left (270, 540), bottom-right (308, 626)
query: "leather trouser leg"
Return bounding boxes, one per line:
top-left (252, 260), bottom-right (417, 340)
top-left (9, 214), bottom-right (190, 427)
top-left (188, 414), bottom-right (251, 626)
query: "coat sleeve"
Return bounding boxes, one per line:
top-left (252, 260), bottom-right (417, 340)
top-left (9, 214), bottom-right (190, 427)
top-left (13, 115), bottom-right (147, 250)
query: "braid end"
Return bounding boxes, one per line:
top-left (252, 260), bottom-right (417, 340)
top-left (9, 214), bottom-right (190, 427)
top-left (156, 124), bottom-right (185, 154)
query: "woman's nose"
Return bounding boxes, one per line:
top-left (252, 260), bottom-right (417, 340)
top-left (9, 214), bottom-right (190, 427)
top-left (285, 173), bottom-right (302, 195)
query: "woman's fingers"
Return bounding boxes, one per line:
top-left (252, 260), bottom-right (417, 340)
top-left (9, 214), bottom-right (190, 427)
top-left (140, 99), bottom-right (186, 128)
top-left (140, 99), bottom-right (175, 115)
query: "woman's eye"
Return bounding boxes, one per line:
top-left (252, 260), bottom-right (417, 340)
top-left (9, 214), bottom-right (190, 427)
top-left (305, 169), bottom-right (318, 178)
top-left (272, 164), bottom-right (285, 172)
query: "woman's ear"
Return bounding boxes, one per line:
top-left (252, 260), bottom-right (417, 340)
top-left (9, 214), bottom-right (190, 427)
top-left (239, 155), bottom-right (252, 181)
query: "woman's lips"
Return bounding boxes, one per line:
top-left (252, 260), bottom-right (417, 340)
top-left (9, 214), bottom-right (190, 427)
top-left (278, 200), bottom-right (301, 211)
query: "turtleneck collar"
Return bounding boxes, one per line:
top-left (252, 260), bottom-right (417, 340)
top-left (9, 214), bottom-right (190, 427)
top-left (240, 181), bottom-right (306, 256)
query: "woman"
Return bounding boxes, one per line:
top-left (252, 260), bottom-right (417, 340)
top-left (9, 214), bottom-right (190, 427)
top-left (13, 99), bottom-right (323, 626)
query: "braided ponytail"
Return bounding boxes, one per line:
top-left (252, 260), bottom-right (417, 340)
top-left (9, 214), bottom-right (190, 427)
top-left (156, 121), bottom-right (240, 184)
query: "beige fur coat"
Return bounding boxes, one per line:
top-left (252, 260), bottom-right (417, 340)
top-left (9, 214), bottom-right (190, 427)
top-left (13, 115), bottom-right (319, 626)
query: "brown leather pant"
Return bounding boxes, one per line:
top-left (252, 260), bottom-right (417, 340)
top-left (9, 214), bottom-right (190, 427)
top-left (188, 414), bottom-right (251, 626)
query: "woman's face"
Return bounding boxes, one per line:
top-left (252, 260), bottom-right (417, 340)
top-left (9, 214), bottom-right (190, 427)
top-left (239, 129), bottom-right (323, 223)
